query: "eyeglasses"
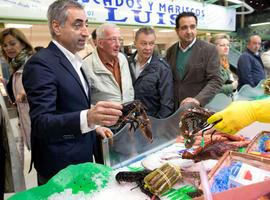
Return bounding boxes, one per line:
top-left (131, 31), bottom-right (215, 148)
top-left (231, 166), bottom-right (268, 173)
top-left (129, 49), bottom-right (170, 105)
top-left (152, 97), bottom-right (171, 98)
top-left (102, 37), bottom-right (123, 43)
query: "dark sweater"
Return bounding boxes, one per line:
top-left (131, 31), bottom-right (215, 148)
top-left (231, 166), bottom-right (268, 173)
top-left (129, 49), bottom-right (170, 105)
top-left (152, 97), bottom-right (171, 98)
top-left (237, 49), bottom-right (265, 90)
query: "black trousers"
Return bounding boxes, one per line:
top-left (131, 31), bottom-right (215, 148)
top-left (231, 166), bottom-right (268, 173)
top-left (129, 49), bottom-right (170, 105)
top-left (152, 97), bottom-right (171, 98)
top-left (37, 173), bottom-right (50, 186)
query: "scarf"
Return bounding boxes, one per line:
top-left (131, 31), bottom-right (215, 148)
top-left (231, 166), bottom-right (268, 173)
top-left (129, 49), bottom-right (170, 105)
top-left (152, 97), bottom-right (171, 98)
top-left (10, 49), bottom-right (31, 73)
top-left (220, 56), bottom-right (229, 69)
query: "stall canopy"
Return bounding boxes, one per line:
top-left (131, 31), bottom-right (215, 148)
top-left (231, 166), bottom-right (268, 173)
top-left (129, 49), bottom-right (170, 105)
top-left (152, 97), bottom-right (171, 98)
top-left (0, 0), bottom-right (236, 31)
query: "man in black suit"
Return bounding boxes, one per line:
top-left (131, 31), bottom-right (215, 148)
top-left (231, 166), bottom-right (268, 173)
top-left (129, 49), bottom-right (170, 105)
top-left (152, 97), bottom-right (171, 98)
top-left (23, 0), bottom-right (122, 185)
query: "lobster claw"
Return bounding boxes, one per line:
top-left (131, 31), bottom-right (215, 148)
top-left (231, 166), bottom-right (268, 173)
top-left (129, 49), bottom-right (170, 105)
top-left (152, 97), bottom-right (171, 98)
top-left (137, 106), bottom-right (153, 143)
top-left (139, 121), bottom-right (153, 143)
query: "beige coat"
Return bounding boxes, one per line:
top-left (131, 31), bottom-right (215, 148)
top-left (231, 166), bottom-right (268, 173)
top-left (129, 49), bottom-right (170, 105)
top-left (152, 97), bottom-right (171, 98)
top-left (82, 49), bottom-right (134, 104)
top-left (13, 67), bottom-right (31, 152)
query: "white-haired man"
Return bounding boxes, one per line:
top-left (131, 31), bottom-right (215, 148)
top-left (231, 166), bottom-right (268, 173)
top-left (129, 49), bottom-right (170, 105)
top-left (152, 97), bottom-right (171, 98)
top-left (83, 23), bottom-right (134, 104)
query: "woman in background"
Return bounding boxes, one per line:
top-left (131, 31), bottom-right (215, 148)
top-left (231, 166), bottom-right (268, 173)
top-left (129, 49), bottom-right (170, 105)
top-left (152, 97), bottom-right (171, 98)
top-left (210, 33), bottom-right (238, 97)
top-left (0, 28), bottom-right (34, 103)
top-left (0, 28), bottom-right (34, 165)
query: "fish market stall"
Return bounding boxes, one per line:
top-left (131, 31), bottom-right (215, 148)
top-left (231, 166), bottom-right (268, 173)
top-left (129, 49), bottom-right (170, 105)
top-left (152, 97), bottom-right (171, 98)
top-left (7, 80), bottom-right (270, 200)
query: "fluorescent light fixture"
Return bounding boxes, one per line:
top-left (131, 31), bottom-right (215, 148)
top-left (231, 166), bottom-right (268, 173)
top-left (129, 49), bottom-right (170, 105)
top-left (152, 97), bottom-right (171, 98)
top-left (0, 5), bottom-right (12, 8)
top-left (250, 22), bottom-right (270, 27)
top-left (227, 0), bottom-right (243, 4)
top-left (5, 23), bottom-right (32, 28)
top-left (226, 0), bottom-right (254, 14)
top-left (159, 29), bottom-right (174, 33)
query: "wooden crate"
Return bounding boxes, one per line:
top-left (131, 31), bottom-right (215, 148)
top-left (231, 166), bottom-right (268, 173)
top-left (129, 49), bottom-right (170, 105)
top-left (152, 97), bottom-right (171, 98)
top-left (208, 151), bottom-right (270, 184)
top-left (245, 131), bottom-right (270, 158)
top-left (194, 151), bottom-right (270, 200)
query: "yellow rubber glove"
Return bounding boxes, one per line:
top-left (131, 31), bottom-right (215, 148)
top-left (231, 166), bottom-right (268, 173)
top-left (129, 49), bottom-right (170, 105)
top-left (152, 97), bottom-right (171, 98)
top-left (207, 99), bottom-right (270, 135)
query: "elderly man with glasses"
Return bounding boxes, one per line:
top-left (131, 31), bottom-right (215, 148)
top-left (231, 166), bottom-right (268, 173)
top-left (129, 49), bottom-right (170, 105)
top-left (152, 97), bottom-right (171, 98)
top-left (83, 23), bottom-right (134, 104)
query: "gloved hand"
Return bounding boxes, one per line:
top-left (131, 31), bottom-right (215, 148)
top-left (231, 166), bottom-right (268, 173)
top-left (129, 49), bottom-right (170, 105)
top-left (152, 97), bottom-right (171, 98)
top-left (207, 100), bottom-right (270, 135)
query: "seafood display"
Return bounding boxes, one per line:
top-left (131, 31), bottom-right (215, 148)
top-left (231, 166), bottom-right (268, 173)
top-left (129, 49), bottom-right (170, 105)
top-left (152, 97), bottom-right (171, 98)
top-left (115, 164), bottom-right (201, 199)
top-left (144, 163), bottom-right (182, 196)
top-left (115, 169), bottom-right (160, 200)
top-left (111, 100), bottom-right (261, 199)
top-left (179, 102), bottom-right (214, 148)
top-left (181, 133), bottom-right (250, 162)
top-left (179, 103), bottom-right (250, 161)
top-left (109, 100), bottom-right (153, 143)
top-left (115, 170), bottom-right (152, 184)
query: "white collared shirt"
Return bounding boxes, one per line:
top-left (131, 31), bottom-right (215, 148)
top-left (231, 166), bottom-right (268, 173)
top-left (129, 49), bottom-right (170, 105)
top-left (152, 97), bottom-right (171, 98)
top-left (52, 40), bottom-right (89, 95)
top-left (52, 40), bottom-right (93, 133)
top-left (179, 38), bottom-right (196, 52)
top-left (134, 54), bottom-right (152, 79)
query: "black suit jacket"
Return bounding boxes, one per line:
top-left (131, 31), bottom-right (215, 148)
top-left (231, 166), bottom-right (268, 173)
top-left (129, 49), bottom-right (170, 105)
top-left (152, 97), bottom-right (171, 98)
top-left (23, 42), bottom-right (98, 178)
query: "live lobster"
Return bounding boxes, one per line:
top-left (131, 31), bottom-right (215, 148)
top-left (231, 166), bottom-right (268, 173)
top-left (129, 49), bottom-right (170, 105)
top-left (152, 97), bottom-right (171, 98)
top-left (109, 100), bottom-right (153, 143)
